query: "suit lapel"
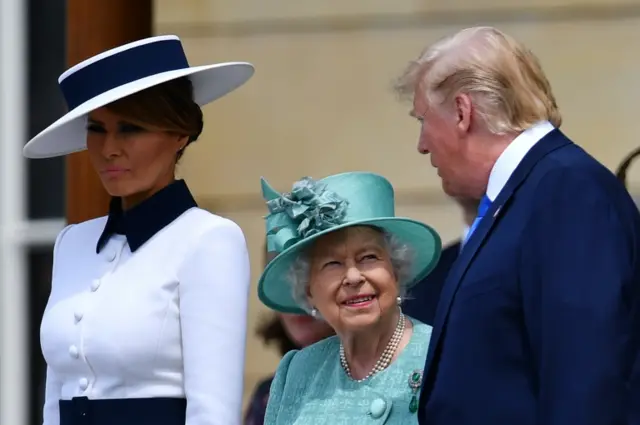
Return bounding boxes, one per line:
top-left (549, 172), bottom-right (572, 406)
top-left (422, 129), bottom-right (572, 383)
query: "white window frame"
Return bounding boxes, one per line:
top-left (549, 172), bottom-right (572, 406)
top-left (0, 0), bottom-right (66, 423)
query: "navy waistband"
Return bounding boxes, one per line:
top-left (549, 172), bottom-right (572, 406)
top-left (59, 396), bottom-right (186, 425)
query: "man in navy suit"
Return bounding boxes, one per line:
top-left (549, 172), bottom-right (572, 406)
top-left (394, 26), bottom-right (640, 425)
top-left (403, 197), bottom-right (479, 325)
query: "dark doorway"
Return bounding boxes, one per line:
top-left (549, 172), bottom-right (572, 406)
top-left (26, 0), bottom-right (66, 423)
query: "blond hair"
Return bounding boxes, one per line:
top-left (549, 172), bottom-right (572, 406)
top-left (394, 26), bottom-right (562, 134)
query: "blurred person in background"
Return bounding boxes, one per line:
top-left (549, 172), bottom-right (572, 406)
top-left (244, 247), bottom-right (334, 425)
top-left (24, 35), bottom-right (254, 425)
top-left (258, 172), bottom-right (442, 424)
top-left (395, 26), bottom-right (640, 425)
top-left (402, 197), bottom-right (480, 325)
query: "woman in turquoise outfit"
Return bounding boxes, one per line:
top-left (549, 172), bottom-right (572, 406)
top-left (257, 172), bottom-right (442, 424)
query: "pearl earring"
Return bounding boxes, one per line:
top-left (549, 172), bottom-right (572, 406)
top-left (396, 296), bottom-right (402, 305)
top-left (311, 308), bottom-right (318, 317)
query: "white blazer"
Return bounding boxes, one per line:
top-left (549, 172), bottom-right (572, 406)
top-left (40, 204), bottom-right (251, 425)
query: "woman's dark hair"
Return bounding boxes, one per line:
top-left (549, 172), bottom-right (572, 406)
top-left (255, 314), bottom-right (297, 356)
top-left (106, 77), bottom-right (203, 160)
top-left (616, 147), bottom-right (640, 189)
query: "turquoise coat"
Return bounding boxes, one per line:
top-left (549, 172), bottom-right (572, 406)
top-left (264, 318), bottom-right (432, 424)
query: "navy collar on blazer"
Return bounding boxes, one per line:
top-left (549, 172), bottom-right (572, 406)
top-left (96, 179), bottom-right (198, 253)
top-left (422, 129), bottom-right (572, 383)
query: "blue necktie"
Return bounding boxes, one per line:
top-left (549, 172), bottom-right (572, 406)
top-left (463, 195), bottom-right (492, 246)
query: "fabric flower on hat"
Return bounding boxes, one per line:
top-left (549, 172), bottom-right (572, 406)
top-left (265, 177), bottom-right (348, 252)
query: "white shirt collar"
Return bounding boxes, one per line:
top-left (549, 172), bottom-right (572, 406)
top-left (486, 121), bottom-right (555, 201)
top-left (459, 224), bottom-right (471, 251)
top-left (461, 224), bottom-right (471, 242)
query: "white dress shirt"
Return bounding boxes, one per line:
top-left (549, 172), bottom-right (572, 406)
top-left (486, 121), bottom-right (555, 201)
top-left (40, 181), bottom-right (251, 425)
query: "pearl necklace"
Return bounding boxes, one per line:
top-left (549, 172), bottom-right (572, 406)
top-left (340, 312), bottom-right (406, 382)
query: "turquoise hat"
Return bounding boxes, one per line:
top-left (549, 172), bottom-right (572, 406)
top-left (257, 172), bottom-right (442, 314)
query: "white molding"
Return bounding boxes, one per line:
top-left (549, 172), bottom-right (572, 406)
top-left (0, 0), bottom-right (28, 422)
top-left (18, 218), bottom-right (66, 246)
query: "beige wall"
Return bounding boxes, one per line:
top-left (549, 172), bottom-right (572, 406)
top-left (154, 0), bottom-right (640, 408)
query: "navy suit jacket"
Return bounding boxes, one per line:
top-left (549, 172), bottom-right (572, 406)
top-left (404, 241), bottom-right (461, 325)
top-left (418, 130), bottom-right (640, 425)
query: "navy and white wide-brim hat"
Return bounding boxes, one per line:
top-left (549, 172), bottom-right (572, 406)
top-left (23, 35), bottom-right (254, 159)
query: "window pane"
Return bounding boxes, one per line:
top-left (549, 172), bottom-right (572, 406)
top-left (28, 245), bottom-right (54, 425)
top-left (26, 0), bottom-right (66, 219)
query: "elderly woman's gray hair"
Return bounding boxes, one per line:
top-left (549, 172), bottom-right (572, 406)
top-left (288, 228), bottom-right (414, 313)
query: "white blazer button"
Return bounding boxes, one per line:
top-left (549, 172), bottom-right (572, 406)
top-left (68, 345), bottom-right (79, 358)
top-left (74, 311), bottom-right (83, 322)
top-left (78, 377), bottom-right (88, 390)
top-left (90, 280), bottom-right (100, 292)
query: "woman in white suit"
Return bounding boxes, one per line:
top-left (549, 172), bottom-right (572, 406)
top-left (23, 35), bottom-right (254, 425)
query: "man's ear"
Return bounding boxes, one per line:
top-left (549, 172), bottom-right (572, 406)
top-left (454, 93), bottom-right (473, 135)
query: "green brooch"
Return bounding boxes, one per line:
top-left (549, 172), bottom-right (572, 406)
top-left (408, 369), bottom-right (422, 413)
